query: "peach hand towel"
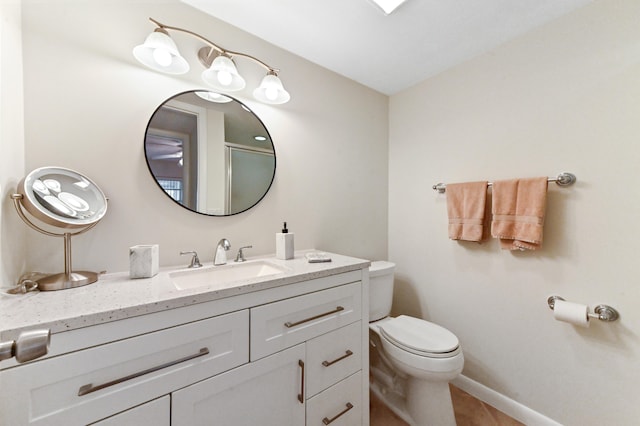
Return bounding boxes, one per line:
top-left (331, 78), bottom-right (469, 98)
top-left (491, 177), bottom-right (548, 250)
top-left (446, 181), bottom-right (488, 242)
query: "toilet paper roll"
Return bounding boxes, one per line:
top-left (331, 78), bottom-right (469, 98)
top-left (553, 299), bottom-right (590, 327)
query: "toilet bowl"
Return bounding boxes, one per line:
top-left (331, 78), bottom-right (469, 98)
top-left (369, 261), bottom-right (464, 426)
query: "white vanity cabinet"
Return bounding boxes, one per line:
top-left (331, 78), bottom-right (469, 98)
top-left (0, 257), bottom-right (369, 426)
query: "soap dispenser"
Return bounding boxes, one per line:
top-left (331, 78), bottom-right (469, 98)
top-left (276, 222), bottom-right (294, 260)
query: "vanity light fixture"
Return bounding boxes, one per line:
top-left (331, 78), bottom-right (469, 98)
top-left (133, 18), bottom-right (291, 105)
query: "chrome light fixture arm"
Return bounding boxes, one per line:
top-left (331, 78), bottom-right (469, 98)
top-left (148, 18), bottom-right (279, 74)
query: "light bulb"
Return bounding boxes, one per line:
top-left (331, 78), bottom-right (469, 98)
top-left (153, 48), bottom-right (172, 67)
top-left (265, 86), bottom-right (278, 101)
top-left (217, 70), bottom-right (232, 86)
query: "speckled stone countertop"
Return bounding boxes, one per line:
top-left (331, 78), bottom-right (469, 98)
top-left (0, 251), bottom-right (370, 341)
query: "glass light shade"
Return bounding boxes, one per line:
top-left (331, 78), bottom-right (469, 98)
top-left (133, 30), bottom-right (189, 75)
top-left (253, 73), bottom-right (291, 104)
top-left (201, 55), bottom-right (246, 91)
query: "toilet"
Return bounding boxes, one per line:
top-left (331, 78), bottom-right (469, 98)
top-left (369, 261), bottom-right (464, 426)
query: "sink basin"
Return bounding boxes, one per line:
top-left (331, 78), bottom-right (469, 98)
top-left (169, 260), bottom-right (290, 291)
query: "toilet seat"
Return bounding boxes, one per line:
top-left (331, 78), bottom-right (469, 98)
top-left (378, 315), bottom-right (461, 358)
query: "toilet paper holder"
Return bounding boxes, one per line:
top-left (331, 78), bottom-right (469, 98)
top-left (547, 296), bottom-right (619, 322)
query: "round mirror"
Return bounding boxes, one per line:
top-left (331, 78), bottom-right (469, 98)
top-left (144, 90), bottom-right (276, 216)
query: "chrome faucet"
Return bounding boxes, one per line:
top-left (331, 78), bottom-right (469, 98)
top-left (214, 238), bottom-right (231, 265)
top-left (234, 245), bottom-right (253, 262)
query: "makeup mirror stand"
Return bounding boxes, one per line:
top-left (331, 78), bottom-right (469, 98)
top-left (12, 194), bottom-right (102, 291)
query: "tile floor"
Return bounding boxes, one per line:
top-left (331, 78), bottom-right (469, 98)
top-left (370, 385), bottom-right (524, 426)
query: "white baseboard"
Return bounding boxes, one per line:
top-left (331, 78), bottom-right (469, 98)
top-left (451, 375), bottom-right (562, 426)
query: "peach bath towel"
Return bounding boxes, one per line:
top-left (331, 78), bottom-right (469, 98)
top-left (446, 181), bottom-right (489, 242)
top-left (491, 177), bottom-right (548, 250)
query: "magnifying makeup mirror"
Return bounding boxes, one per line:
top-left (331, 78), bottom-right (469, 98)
top-left (12, 167), bottom-right (108, 291)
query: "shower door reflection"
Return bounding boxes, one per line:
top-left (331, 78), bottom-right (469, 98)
top-left (227, 147), bottom-right (276, 215)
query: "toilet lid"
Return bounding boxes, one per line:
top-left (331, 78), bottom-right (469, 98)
top-left (379, 315), bottom-right (460, 357)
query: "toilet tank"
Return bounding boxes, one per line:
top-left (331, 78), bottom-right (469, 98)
top-left (368, 261), bottom-right (396, 322)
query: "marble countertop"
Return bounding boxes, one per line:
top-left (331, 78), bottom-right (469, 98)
top-left (0, 251), bottom-right (370, 341)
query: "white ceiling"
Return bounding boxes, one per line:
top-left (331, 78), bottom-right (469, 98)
top-left (181, 0), bottom-right (595, 95)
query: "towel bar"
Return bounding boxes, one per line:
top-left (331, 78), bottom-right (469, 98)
top-left (432, 172), bottom-right (576, 194)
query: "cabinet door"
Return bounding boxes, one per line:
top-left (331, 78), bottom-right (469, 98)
top-left (91, 396), bottom-right (169, 426)
top-left (172, 343), bottom-right (305, 426)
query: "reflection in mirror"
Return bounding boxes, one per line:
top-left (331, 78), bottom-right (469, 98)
top-left (144, 91), bottom-right (276, 216)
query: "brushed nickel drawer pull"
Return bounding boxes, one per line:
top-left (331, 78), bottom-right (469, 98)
top-left (298, 359), bottom-right (305, 403)
top-left (284, 306), bottom-right (344, 328)
top-left (322, 402), bottom-right (354, 425)
top-left (322, 350), bottom-right (353, 367)
top-left (77, 347), bottom-right (210, 396)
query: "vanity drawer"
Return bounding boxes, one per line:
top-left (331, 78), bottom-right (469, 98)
top-left (306, 371), bottom-right (362, 426)
top-left (306, 321), bottom-right (362, 398)
top-left (250, 281), bottom-right (362, 360)
top-left (0, 310), bottom-right (249, 426)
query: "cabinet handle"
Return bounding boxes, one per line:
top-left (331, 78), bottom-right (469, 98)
top-left (298, 359), bottom-right (305, 403)
top-left (77, 347), bottom-right (209, 396)
top-left (284, 306), bottom-right (345, 328)
top-left (322, 350), bottom-right (353, 367)
top-left (322, 402), bottom-right (354, 425)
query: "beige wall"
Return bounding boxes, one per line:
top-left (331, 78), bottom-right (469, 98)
top-left (388, 0), bottom-right (640, 424)
top-left (16, 0), bottom-right (388, 275)
top-left (0, 1), bottom-right (26, 287)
